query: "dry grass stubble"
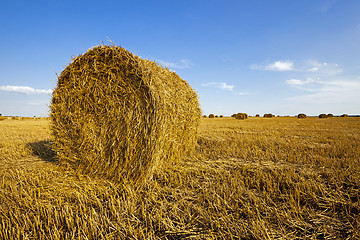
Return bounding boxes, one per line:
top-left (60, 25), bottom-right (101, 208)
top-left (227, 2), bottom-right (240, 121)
top-left (0, 117), bottom-right (359, 239)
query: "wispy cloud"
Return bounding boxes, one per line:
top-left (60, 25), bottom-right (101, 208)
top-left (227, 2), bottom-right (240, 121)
top-left (305, 61), bottom-right (342, 75)
top-left (282, 59), bottom-right (360, 106)
top-left (235, 92), bottom-right (250, 96)
top-left (314, 0), bottom-right (336, 13)
top-left (0, 86), bottom-right (52, 95)
top-left (202, 82), bottom-right (235, 91)
top-left (286, 78), bottom-right (314, 86)
top-left (251, 60), bottom-right (294, 71)
top-left (252, 59), bottom-right (342, 75)
top-left (157, 59), bottom-right (192, 69)
top-left (286, 77), bottom-right (360, 104)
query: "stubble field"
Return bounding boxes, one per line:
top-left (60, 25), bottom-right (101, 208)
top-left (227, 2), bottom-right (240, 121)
top-left (0, 117), bottom-right (359, 239)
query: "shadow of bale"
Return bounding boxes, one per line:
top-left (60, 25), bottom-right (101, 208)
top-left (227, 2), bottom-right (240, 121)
top-left (27, 140), bottom-right (57, 163)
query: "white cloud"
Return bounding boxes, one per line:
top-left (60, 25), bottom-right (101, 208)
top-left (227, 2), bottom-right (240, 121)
top-left (286, 78), bottom-right (360, 104)
top-left (157, 59), bottom-right (192, 69)
top-left (251, 60), bottom-right (342, 75)
top-left (285, 59), bottom-right (358, 106)
top-left (250, 60), bottom-right (294, 71)
top-left (306, 61), bottom-right (342, 75)
top-left (265, 61), bottom-right (294, 71)
top-left (308, 67), bottom-right (319, 72)
top-left (0, 86), bottom-right (53, 95)
top-left (202, 82), bottom-right (235, 91)
top-left (235, 92), bottom-right (250, 96)
top-left (286, 78), bottom-right (314, 86)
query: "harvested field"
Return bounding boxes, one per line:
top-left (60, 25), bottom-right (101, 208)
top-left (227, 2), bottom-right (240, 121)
top-left (0, 117), bottom-right (359, 239)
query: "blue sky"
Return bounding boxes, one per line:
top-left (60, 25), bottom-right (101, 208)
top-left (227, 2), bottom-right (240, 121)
top-left (1, 0), bottom-right (359, 117)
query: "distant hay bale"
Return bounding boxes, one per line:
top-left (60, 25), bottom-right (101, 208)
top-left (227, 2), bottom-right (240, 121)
top-left (231, 114), bottom-right (236, 118)
top-left (203, 115), bottom-right (207, 118)
top-left (215, 115), bottom-right (218, 118)
top-left (51, 45), bottom-right (201, 184)
top-left (209, 114), bottom-right (215, 118)
top-left (263, 113), bottom-right (273, 118)
top-left (319, 114), bottom-right (328, 118)
top-left (255, 114), bottom-right (260, 117)
top-left (297, 113), bottom-right (307, 119)
top-left (327, 114), bottom-right (334, 117)
top-left (235, 113), bottom-right (248, 120)
top-left (219, 115), bottom-right (223, 118)
top-left (340, 114), bottom-right (348, 117)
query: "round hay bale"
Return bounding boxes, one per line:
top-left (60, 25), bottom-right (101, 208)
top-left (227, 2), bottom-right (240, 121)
top-left (263, 113), bottom-right (273, 118)
top-left (297, 113), bottom-right (307, 119)
top-left (209, 114), bottom-right (215, 118)
top-left (235, 113), bottom-right (248, 120)
top-left (327, 113), bottom-right (334, 117)
top-left (219, 115), bottom-right (223, 118)
top-left (51, 45), bottom-right (201, 184)
top-left (319, 114), bottom-right (328, 118)
top-left (340, 114), bottom-right (348, 117)
top-left (255, 114), bottom-right (260, 117)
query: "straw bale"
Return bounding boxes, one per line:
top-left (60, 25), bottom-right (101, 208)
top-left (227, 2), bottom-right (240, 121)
top-left (297, 113), bottom-right (306, 119)
top-left (235, 113), bottom-right (248, 120)
top-left (209, 114), bottom-right (215, 118)
top-left (327, 113), bottom-right (334, 117)
top-left (263, 113), bottom-right (273, 118)
top-left (51, 45), bottom-right (201, 184)
top-left (340, 114), bottom-right (348, 117)
top-left (319, 114), bottom-right (328, 118)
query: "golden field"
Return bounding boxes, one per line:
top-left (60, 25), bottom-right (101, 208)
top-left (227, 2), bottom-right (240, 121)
top-left (0, 117), bottom-right (359, 239)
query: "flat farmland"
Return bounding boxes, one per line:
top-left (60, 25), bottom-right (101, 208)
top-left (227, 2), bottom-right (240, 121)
top-left (0, 117), bottom-right (359, 239)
